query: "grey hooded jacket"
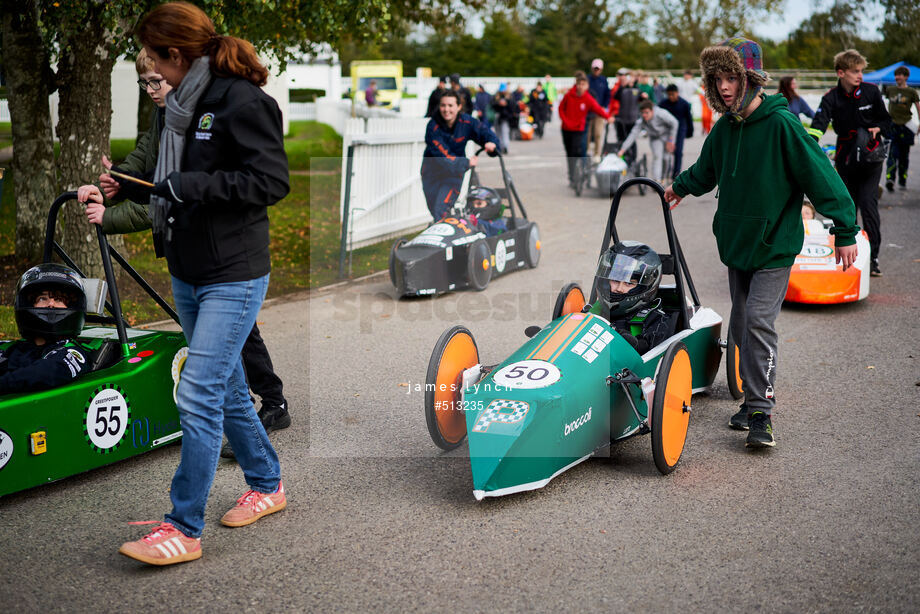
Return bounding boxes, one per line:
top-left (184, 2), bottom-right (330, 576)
top-left (620, 107), bottom-right (679, 152)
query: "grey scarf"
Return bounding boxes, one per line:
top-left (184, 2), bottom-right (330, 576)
top-left (150, 56), bottom-right (213, 239)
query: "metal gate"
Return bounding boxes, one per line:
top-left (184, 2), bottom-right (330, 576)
top-left (337, 118), bottom-right (431, 275)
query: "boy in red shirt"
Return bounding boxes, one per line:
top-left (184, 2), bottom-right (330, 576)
top-left (558, 71), bottom-right (612, 187)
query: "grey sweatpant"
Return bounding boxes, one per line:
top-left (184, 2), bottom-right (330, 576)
top-left (728, 266), bottom-right (791, 416)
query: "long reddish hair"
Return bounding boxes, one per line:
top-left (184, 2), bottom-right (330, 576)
top-left (137, 1), bottom-right (268, 87)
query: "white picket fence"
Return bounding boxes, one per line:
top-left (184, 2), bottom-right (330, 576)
top-left (339, 117), bottom-right (431, 258)
top-left (0, 100), bottom-right (9, 123)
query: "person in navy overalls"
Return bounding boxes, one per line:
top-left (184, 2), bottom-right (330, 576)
top-left (420, 90), bottom-right (500, 221)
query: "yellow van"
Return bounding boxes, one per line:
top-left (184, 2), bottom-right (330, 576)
top-left (350, 60), bottom-right (403, 110)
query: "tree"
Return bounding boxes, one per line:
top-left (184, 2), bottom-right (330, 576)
top-left (649, 0), bottom-right (783, 69)
top-left (877, 0), bottom-right (920, 65)
top-left (528, 0), bottom-right (614, 75)
top-left (1, 2), bottom-right (57, 265)
top-left (785, 1), bottom-right (863, 68)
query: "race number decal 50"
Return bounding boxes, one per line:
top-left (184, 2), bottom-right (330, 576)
top-left (492, 360), bottom-right (561, 389)
top-left (83, 384), bottom-right (131, 453)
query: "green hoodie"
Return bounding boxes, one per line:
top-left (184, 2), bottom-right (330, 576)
top-left (672, 93), bottom-right (858, 271)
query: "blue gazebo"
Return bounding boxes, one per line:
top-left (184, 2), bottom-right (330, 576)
top-left (862, 61), bottom-right (920, 87)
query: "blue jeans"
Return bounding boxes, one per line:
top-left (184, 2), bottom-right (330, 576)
top-left (166, 274), bottom-right (281, 537)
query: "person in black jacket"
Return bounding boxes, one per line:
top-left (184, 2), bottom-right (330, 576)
top-left (657, 84), bottom-right (694, 175)
top-left (810, 49), bottom-right (892, 276)
top-left (78, 50), bottom-right (290, 455)
top-left (425, 75), bottom-right (448, 118)
top-left (0, 264), bottom-right (90, 395)
top-left (116, 1), bottom-right (288, 567)
top-left (528, 82), bottom-right (549, 138)
top-left (450, 73), bottom-right (473, 115)
top-left (491, 88), bottom-right (516, 154)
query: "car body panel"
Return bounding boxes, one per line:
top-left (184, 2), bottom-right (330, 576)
top-left (462, 308), bottom-right (722, 499)
top-left (392, 217), bottom-right (537, 296)
top-left (0, 327), bottom-right (186, 496)
top-left (785, 224), bottom-right (870, 304)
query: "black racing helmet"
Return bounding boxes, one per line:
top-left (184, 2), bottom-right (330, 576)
top-left (15, 263), bottom-right (86, 340)
top-left (467, 187), bottom-right (504, 221)
top-left (594, 241), bottom-right (662, 318)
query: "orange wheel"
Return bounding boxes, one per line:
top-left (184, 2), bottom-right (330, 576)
top-left (726, 330), bottom-right (744, 400)
top-left (424, 326), bottom-right (479, 450)
top-left (651, 341), bottom-right (692, 474)
top-left (552, 282), bottom-right (586, 320)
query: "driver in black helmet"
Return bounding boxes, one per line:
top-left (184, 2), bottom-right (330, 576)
top-left (592, 241), bottom-right (678, 354)
top-left (0, 264), bottom-right (90, 394)
top-left (466, 187), bottom-right (507, 237)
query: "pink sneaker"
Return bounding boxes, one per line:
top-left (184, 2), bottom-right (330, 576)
top-left (220, 481), bottom-right (286, 527)
top-left (119, 522), bottom-right (201, 566)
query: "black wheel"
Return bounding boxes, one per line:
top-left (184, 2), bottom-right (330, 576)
top-left (466, 239), bottom-right (492, 291)
top-left (661, 152), bottom-right (674, 184)
top-left (388, 237), bottom-right (407, 287)
top-left (726, 329), bottom-right (744, 400)
top-left (637, 156), bottom-right (648, 195)
top-left (651, 341), bottom-right (692, 474)
top-left (573, 159), bottom-right (584, 196)
top-left (523, 223), bottom-right (541, 268)
top-left (607, 172), bottom-right (622, 197)
top-left (425, 326), bottom-right (479, 450)
top-left (552, 282), bottom-right (585, 320)
top-left (596, 172), bottom-right (610, 197)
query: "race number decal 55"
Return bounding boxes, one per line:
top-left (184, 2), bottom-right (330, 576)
top-left (83, 384), bottom-right (131, 453)
top-left (492, 360), bottom-right (561, 389)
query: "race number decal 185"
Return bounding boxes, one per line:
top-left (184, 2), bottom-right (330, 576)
top-left (84, 384), bottom-right (131, 453)
top-left (492, 360), bottom-right (561, 389)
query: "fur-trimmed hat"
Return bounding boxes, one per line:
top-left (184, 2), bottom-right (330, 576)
top-left (700, 36), bottom-right (770, 116)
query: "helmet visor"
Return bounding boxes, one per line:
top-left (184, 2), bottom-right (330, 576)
top-left (597, 252), bottom-right (656, 286)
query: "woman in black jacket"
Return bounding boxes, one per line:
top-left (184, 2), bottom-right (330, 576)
top-left (117, 1), bottom-right (289, 566)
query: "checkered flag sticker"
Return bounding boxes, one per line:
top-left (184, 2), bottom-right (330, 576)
top-left (472, 399), bottom-right (531, 433)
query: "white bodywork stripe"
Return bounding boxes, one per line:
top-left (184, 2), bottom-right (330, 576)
top-left (163, 540), bottom-right (179, 557)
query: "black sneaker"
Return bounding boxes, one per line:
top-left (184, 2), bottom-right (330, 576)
top-left (258, 401), bottom-right (292, 433)
top-left (870, 259), bottom-right (882, 277)
top-left (885, 180), bottom-right (894, 192)
top-left (221, 402), bottom-right (292, 460)
top-left (729, 404), bottom-right (749, 430)
top-left (746, 411), bottom-right (775, 448)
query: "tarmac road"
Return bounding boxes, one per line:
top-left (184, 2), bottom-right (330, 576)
top-left (2, 115), bottom-right (918, 613)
